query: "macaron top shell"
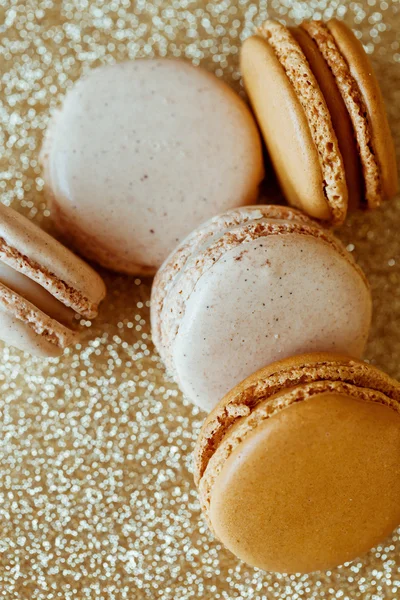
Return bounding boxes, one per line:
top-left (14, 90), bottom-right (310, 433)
top-left (151, 204), bottom-right (312, 354)
top-left (152, 205), bottom-right (371, 412)
top-left (255, 21), bottom-right (348, 222)
top-left (42, 59), bottom-right (264, 275)
top-left (195, 353), bottom-right (400, 574)
top-left (194, 352), bottom-right (398, 483)
top-left (240, 36), bottom-right (334, 221)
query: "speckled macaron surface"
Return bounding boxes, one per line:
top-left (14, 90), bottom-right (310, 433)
top-left (151, 206), bottom-right (372, 412)
top-left (194, 353), bottom-right (400, 574)
top-left (41, 59), bottom-right (264, 275)
top-left (240, 19), bottom-right (397, 223)
top-left (0, 202), bottom-right (106, 356)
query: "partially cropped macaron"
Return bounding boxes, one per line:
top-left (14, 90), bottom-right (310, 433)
top-left (41, 59), bottom-right (264, 275)
top-left (194, 353), bottom-right (400, 574)
top-left (0, 203), bottom-right (106, 357)
top-left (151, 205), bottom-right (372, 411)
top-left (240, 19), bottom-right (398, 223)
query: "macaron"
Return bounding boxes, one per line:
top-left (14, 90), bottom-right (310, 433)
top-left (151, 205), bottom-right (372, 412)
top-left (240, 19), bottom-right (398, 223)
top-left (41, 59), bottom-right (264, 275)
top-left (194, 352), bottom-right (400, 574)
top-left (0, 203), bottom-right (106, 357)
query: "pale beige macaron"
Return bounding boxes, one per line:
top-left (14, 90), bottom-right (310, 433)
top-left (0, 203), bottom-right (106, 357)
top-left (41, 59), bottom-right (264, 275)
top-left (194, 352), bottom-right (400, 574)
top-left (240, 19), bottom-right (397, 223)
top-left (151, 205), bottom-right (372, 412)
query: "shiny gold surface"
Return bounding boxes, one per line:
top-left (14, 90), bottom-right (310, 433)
top-left (0, 1), bottom-right (399, 597)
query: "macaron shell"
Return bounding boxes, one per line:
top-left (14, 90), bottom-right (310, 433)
top-left (0, 307), bottom-right (64, 357)
top-left (0, 203), bottom-right (106, 318)
top-left (151, 205), bottom-right (314, 360)
top-left (0, 282), bottom-right (77, 356)
top-left (290, 26), bottom-right (363, 211)
top-left (0, 260), bottom-right (76, 328)
top-left (49, 198), bottom-right (157, 277)
top-left (240, 36), bottom-right (331, 220)
top-left (43, 59), bottom-right (264, 274)
top-left (172, 233), bottom-right (371, 411)
top-left (209, 392), bottom-right (400, 573)
top-left (199, 377), bottom-right (400, 516)
top-left (327, 19), bottom-right (398, 200)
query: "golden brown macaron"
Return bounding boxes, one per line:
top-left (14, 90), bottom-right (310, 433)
top-left (240, 19), bottom-right (398, 223)
top-left (194, 353), bottom-right (400, 574)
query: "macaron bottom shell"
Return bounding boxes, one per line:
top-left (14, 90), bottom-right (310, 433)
top-left (0, 259), bottom-right (80, 356)
top-left (0, 304), bottom-right (69, 357)
top-left (0, 260), bottom-right (76, 328)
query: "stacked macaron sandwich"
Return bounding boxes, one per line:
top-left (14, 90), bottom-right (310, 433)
top-left (1, 14), bottom-right (399, 576)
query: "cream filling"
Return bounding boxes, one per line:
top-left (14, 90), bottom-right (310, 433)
top-left (0, 260), bottom-right (76, 328)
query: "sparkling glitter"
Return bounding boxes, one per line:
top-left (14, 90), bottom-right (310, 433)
top-left (0, 0), bottom-right (399, 598)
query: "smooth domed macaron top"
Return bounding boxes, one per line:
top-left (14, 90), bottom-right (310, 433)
top-left (151, 204), bottom-right (313, 356)
top-left (240, 35), bottom-right (334, 221)
top-left (172, 234), bottom-right (370, 411)
top-left (194, 353), bottom-right (400, 574)
top-left (209, 391), bottom-right (400, 573)
top-left (42, 59), bottom-right (264, 274)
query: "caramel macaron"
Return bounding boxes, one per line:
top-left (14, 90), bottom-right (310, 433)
top-left (41, 59), bottom-right (264, 275)
top-left (0, 203), bottom-right (106, 356)
top-left (240, 19), bottom-right (397, 223)
top-left (194, 353), bottom-right (400, 574)
top-left (151, 205), bottom-right (372, 411)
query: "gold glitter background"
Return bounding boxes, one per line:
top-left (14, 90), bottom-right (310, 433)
top-left (0, 0), bottom-right (399, 598)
